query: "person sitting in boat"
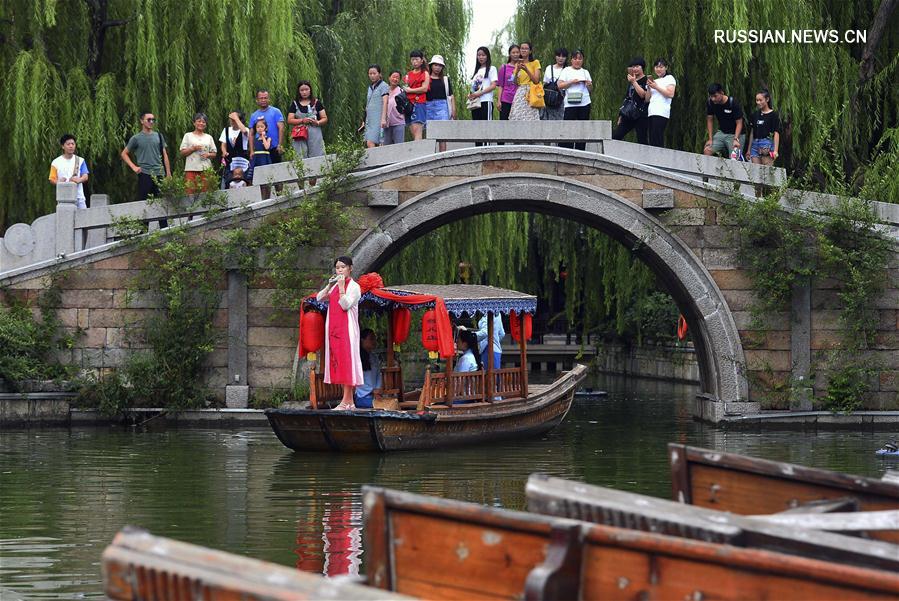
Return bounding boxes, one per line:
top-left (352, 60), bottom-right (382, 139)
top-left (455, 329), bottom-right (483, 373)
top-left (316, 256), bottom-right (364, 410)
top-left (476, 313), bottom-right (505, 369)
top-left (354, 329), bottom-right (382, 409)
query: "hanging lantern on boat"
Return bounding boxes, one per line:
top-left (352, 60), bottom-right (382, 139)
top-left (300, 310), bottom-right (325, 361)
top-left (677, 314), bottom-right (689, 341)
top-left (510, 310), bottom-right (533, 343)
top-left (391, 307), bottom-right (412, 352)
top-left (421, 309), bottom-right (440, 360)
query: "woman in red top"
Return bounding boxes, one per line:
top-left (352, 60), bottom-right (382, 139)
top-left (402, 49), bottom-right (430, 141)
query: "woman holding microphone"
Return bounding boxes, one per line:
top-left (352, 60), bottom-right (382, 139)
top-left (316, 256), bottom-right (364, 410)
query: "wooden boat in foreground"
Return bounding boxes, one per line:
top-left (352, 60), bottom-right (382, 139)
top-left (266, 284), bottom-right (587, 452)
top-left (362, 485), bottom-right (899, 600)
top-left (102, 526), bottom-right (405, 600)
top-left (669, 443), bottom-right (899, 543)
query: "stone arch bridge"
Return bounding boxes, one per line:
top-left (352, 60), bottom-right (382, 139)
top-left (2, 122), bottom-right (897, 421)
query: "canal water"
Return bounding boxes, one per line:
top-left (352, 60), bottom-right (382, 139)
top-left (0, 375), bottom-right (894, 599)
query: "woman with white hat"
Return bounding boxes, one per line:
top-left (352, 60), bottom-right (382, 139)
top-left (425, 55), bottom-right (455, 151)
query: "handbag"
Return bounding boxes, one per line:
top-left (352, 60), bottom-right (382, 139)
top-left (527, 82), bottom-right (546, 109)
top-left (543, 66), bottom-right (563, 109)
top-left (619, 96), bottom-right (641, 121)
top-left (291, 124), bottom-right (308, 140)
top-left (566, 90), bottom-right (583, 104)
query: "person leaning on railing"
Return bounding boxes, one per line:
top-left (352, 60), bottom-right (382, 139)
top-left (49, 134), bottom-right (89, 208)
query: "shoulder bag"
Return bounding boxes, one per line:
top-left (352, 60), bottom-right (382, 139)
top-left (543, 66), bottom-right (563, 109)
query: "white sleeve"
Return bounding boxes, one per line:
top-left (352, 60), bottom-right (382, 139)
top-left (219, 128), bottom-right (227, 143)
top-left (316, 284), bottom-right (333, 301)
top-left (338, 281), bottom-right (362, 311)
top-left (543, 66), bottom-right (553, 83)
top-left (179, 133), bottom-right (191, 150)
top-left (488, 66), bottom-right (498, 85)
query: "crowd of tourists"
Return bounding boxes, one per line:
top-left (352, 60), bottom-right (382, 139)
top-left (48, 44), bottom-right (781, 205)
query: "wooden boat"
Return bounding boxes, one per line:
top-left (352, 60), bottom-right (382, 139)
top-left (266, 284), bottom-right (587, 452)
top-left (102, 526), bottom-right (406, 600)
top-left (362, 485), bottom-right (899, 600)
top-left (668, 443), bottom-right (899, 543)
top-left (525, 473), bottom-right (899, 572)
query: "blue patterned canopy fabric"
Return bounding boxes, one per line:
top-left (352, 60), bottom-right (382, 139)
top-left (304, 284), bottom-right (537, 316)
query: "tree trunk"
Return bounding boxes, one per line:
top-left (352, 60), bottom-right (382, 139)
top-left (859, 0), bottom-right (897, 85)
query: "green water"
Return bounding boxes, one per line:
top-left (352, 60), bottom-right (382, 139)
top-left (0, 375), bottom-right (894, 598)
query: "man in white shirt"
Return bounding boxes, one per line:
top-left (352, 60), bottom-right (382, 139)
top-left (48, 134), bottom-right (90, 208)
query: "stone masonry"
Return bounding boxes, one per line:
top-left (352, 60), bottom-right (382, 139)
top-left (2, 142), bottom-right (897, 418)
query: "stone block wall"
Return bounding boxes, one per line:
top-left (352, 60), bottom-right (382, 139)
top-left (2, 147), bottom-right (896, 411)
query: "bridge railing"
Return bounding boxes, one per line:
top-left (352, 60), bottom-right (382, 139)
top-left (0, 182), bottom-right (262, 275)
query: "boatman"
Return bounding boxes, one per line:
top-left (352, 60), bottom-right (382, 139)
top-left (476, 313), bottom-right (505, 370)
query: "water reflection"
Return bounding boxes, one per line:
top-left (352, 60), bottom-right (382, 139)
top-left (0, 374), bottom-right (894, 599)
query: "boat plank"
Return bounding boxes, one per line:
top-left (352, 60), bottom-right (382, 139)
top-left (390, 511), bottom-right (547, 599)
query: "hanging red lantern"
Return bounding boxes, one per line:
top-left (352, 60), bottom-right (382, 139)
top-left (300, 310), bottom-right (325, 361)
top-left (391, 307), bottom-right (411, 351)
top-left (421, 309), bottom-right (439, 359)
top-left (510, 310), bottom-right (533, 343)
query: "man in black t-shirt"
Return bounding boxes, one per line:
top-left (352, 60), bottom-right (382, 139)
top-left (612, 57), bottom-right (650, 144)
top-left (704, 83), bottom-right (745, 157)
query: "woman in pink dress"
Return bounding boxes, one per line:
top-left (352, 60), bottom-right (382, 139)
top-left (316, 256), bottom-right (364, 410)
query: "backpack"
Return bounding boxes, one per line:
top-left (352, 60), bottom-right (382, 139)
top-left (394, 91), bottom-right (414, 117)
top-left (543, 66), bottom-right (563, 109)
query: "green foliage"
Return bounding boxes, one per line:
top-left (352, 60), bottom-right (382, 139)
top-left (730, 191), bottom-right (816, 318)
top-left (0, 275), bottom-right (78, 389)
top-left (823, 356), bottom-right (876, 413)
top-left (0, 0), bottom-right (470, 231)
top-left (513, 0), bottom-right (899, 198)
top-left (380, 212), bottom-right (681, 342)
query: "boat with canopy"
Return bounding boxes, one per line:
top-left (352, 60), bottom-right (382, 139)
top-left (265, 280), bottom-right (587, 452)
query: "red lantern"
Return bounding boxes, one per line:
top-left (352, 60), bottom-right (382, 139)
top-left (391, 307), bottom-right (411, 350)
top-left (421, 309), bottom-right (439, 359)
top-left (300, 310), bottom-right (325, 360)
top-left (510, 311), bottom-right (533, 343)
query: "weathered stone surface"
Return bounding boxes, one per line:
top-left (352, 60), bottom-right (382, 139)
top-left (247, 327), bottom-right (295, 348)
top-left (642, 189), bottom-right (675, 209)
top-left (366, 189), bottom-right (399, 207)
top-left (225, 385), bottom-right (249, 408)
top-left (3, 223), bottom-right (36, 257)
top-left (709, 269), bottom-right (754, 290)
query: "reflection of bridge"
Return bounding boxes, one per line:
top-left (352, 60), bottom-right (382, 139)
top-left (2, 122), bottom-right (897, 421)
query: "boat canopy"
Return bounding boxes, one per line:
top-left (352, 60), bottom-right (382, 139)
top-left (305, 284), bottom-right (538, 316)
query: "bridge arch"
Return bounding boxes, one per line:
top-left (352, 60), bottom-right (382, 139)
top-left (348, 172), bottom-right (747, 403)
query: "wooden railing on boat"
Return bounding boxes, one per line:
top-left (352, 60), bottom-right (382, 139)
top-left (102, 526), bottom-right (404, 600)
top-left (417, 368), bottom-right (526, 410)
top-left (669, 443), bottom-right (899, 544)
top-left (309, 364), bottom-right (403, 409)
top-left (362, 485), bottom-right (899, 600)
top-left (525, 473), bottom-right (899, 572)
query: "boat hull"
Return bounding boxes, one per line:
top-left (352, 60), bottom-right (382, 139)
top-left (266, 364), bottom-right (587, 452)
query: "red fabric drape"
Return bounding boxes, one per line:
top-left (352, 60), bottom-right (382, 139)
top-left (297, 290), bottom-right (455, 359)
top-left (367, 289), bottom-right (455, 358)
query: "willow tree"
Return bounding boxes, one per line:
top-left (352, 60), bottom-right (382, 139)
top-left (0, 0), bottom-right (469, 232)
top-left (380, 213), bottom-right (679, 343)
top-left (513, 0), bottom-right (899, 198)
